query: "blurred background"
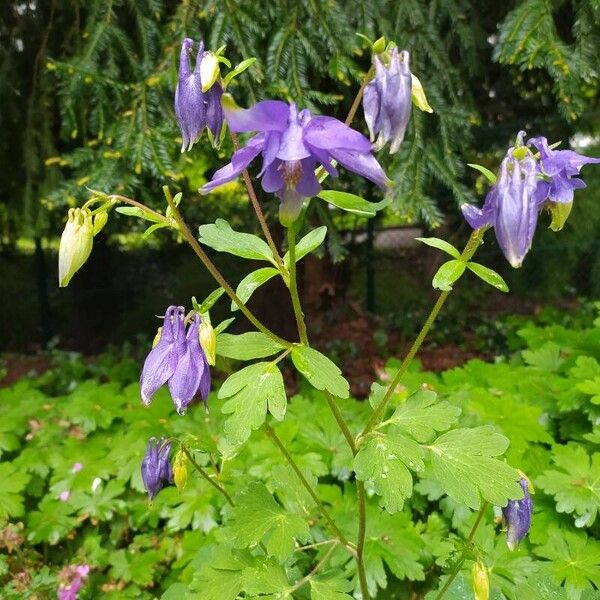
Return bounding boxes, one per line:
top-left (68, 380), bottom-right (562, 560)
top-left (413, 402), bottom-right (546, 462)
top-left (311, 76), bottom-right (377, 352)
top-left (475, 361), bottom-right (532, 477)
top-left (1, 0), bottom-right (599, 369)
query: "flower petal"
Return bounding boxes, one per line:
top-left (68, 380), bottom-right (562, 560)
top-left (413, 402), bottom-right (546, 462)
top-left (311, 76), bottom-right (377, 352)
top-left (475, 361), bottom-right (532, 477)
top-left (304, 116), bottom-right (372, 152)
top-left (261, 160), bottom-right (284, 193)
top-left (201, 134), bottom-right (265, 193)
top-left (296, 158), bottom-right (321, 197)
top-left (224, 100), bottom-right (290, 133)
top-left (327, 147), bottom-right (389, 189)
top-left (139, 306), bottom-right (184, 405)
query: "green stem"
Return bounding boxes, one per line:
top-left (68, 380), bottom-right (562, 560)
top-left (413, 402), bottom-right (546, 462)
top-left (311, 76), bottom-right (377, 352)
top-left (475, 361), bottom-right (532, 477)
top-left (287, 226), bottom-right (309, 345)
top-left (289, 541), bottom-right (338, 593)
top-left (325, 392), bottom-right (356, 453)
top-left (434, 502), bottom-right (488, 600)
top-left (181, 446), bottom-right (234, 506)
top-left (162, 186), bottom-right (290, 348)
top-left (355, 480), bottom-right (370, 600)
top-left (264, 423), bottom-right (352, 550)
top-left (230, 131), bottom-right (285, 269)
top-left (360, 228), bottom-right (485, 437)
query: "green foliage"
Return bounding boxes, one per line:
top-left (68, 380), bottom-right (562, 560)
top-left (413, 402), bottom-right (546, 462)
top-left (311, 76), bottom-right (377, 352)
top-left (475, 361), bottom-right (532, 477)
top-left (2, 309), bottom-right (600, 597)
top-left (4, 0), bottom-right (599, 241)
top-left (291, 345), bottom-right (350, 398)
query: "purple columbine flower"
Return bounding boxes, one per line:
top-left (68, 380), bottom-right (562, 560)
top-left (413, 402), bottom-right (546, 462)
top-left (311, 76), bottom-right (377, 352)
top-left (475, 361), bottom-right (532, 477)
top-left (363, 48), bottom-right (412, 154)
top-left (462, 147), bottom-right (539, 268)
top-left (175, 38), bottom-right (223, 152)
top-left (141, 437), bottom-right (173, 500)
top-left (502, 478), bottom-right (533, 550)
top-left (529, 136), bottom-right (600, 205)
top-left (140, 306), bottom-right (211, 413)
top-left (201, 99), bottom-right (389, 225)
top-left (462, 132), bottom-right (599, 267)
top-left (168, 314), bottom-right (211, 415)
top-left (140, 305), bottom-right (185, 406)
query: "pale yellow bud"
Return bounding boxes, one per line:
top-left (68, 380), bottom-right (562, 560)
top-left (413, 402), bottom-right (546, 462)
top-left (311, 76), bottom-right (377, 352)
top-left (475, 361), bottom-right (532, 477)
top-left (173, 450), bottom-right (188, 493)
top-left (471, 560), bottom-right (490, 600)
top-left (199, 319), bottom-right (217, 366)
top-left (152, 327), bottom-right (163, 348)
top-left (200, 52), bottom-right (220, 92)
top-left (93, 211), bottom-right (109, 235)
top-left (58, 208), bottom-right (94, 287)
top-left (411, 74), bottom-right (433, 113)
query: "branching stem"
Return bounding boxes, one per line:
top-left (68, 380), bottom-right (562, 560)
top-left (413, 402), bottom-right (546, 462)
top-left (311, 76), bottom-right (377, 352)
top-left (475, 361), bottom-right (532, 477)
top-left (230, 131), bottom-right (285, 268)
top-left (434, 502), bottom-right (488, 600)
top-left (162, 186), bottom-right (290, 347)
top-left (181, 446), bottom-right (234, 506)
top-left (360, 228), bottom-right (485, 437)
top-left (264, 422), bottom-right (352, 551)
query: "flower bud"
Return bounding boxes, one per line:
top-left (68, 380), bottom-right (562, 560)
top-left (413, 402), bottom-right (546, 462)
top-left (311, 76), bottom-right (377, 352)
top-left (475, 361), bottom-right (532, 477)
top-left (471, 560), bottom-right (490, 600)
top-left (200, 52), bottom-right (220, 92)
top-left (503, 477), bottom-right (533, 550)
top-left (92, 211), bottom-right (108, 235)
top-left (199, 317), bottom-right (217, 366)
top-left (372, 36), bottom-right (386, 55)
top-left (58, 208), bottom-right (94, 287)
top-left (173, 449), bottom-right (188, 493)
top-left (411, 74), bottom-right (433, 113)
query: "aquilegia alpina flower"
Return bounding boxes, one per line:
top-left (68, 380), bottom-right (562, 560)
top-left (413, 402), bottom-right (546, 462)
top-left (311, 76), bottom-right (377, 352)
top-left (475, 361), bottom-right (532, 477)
top-left (363, 48), bottom-right (412, 154)
top-left (141, 437), bottom-right (173, 500)
top-left (462, 132), bottom-right (599, 267)
top-left (140, 306), bottom-right (211, 414)
top-left (201, 99), bottom-right (388, 225)
top-left (462, 146), bottom-right (538, 268)
top-left (502, 478), bottom-right (533, 550)
top-left (175, 38), bottom-right (223, 152)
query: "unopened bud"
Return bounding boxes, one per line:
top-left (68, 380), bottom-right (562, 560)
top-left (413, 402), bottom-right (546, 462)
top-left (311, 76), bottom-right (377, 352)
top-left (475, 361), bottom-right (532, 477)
top-left (93, 211), bottom-right (109, 235)
top-left (372, 36), bottom-right (386, 55)
top-left (471, 560), bottom-right (490, 600)
top-left (200, 52), bottom-right (220, 92)
top-left (199, 318), bottom-right (217, 366)
top-left (411, 74), bottom-right (433, 113)
top-left (58, 208), bottom-right (94, 287)
top-left (173, 449), bottom-right (188, 493)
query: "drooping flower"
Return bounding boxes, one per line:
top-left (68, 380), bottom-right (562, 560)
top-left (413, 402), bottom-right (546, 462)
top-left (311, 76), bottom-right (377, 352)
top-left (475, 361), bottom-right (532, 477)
top-left (140, 306), bottom-right (211, 413)
top-left (141, 437), bottom-right (173, 500)
top-left (462, 148), bottom-right (539, 268)
top-left (363, 48), bottom-right (413, 154)
top-left (502, 478), bottom-right (533, 550)
top-left (175, 38), bottom-right (223, 152)
top-left (462, 132), bottom-right (599, 267)
top-left (201, 99), bottom-right (389, 225)
top-left (140, 305), bottom-right (186, 405)
top-left (529, 136), bottom-right (600, 205)
top-left (168, 314), bottom-right (211, 414)
top-left (58, 208), bottom-right (94, 287)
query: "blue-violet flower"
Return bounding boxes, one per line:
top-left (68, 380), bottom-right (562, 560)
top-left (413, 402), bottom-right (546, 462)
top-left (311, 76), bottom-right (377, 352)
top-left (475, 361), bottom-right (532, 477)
top-left (529, 136), bottom-right (600, 205)
top-left (363, 48), bottom-right (412, 154)
top-left (175, 38), bottom-right (223, 152)
top-left (141, 437), bottom-right (173, 500)
top-left (502, 478), bottom-right (533, 550)
top-left (201, 99), bottom-right (389, 225)
top-left (462, 133), bottom-right (599, 267)
top-left (140, 306), bottom-right (211, 414)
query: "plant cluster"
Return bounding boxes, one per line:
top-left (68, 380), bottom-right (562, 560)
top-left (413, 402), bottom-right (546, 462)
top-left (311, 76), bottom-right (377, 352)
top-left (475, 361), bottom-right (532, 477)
top-left (2, 309), bottom-right (600, 598)
top-left (38, 25), bottom-right (600, 600)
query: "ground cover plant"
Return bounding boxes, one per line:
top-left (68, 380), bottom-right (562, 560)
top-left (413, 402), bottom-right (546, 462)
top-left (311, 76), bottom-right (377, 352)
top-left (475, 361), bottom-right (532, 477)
top-left (2, 310), bottom-right (600, 598)
top-left (4, 13), bottom-right (600, 600)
